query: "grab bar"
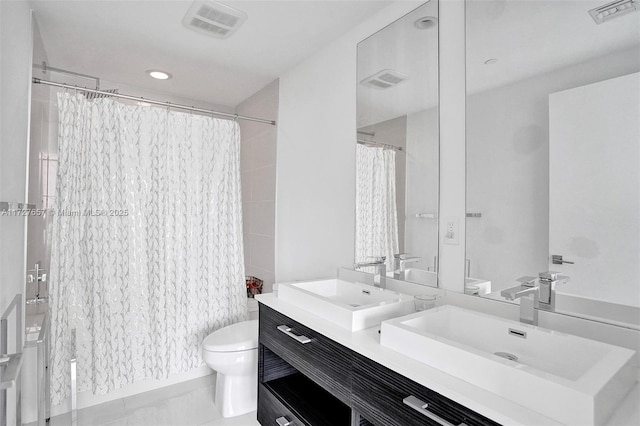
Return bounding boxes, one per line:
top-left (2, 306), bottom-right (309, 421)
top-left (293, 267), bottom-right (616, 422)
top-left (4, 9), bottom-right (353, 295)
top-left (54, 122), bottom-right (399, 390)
top-left (0, 294), bottom-right (23, 426)
top-left (37, 313), bottom-right (50, 426)
top-left (70, 328), bottom-right (77, 426)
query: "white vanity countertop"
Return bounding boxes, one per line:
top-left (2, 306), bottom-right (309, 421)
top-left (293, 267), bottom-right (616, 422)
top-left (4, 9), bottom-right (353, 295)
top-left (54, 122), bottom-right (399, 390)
top-left (256, 293), bottom-right (639, 426)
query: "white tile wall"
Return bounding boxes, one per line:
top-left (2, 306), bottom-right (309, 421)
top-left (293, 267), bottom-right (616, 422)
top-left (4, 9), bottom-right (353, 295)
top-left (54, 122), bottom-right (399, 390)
top-left (237, 80), bottom-right (279, 294)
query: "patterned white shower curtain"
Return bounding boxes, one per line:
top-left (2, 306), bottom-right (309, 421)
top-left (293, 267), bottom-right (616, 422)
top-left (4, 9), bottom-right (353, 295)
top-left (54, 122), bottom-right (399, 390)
top-left (49, 92), bottom-right (247, 405)
top-left (355, 144), bottom-right (399, 272)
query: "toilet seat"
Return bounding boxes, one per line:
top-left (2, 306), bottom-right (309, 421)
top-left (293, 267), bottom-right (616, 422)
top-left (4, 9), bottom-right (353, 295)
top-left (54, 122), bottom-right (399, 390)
top-left (202, 320), bottom-right (258, 352)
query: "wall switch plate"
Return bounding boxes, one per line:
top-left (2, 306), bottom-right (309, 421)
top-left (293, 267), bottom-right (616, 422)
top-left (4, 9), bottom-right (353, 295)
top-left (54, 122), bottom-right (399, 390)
top-left (445, 217), bottom-right (459, 245)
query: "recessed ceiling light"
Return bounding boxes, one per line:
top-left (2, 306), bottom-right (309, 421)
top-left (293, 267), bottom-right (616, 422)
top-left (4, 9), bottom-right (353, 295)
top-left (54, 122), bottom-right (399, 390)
top-left (484, 59), bottom-right (498, 65)
top-left (147, 70), bottom-right (172, 80)
top-left (414, 16), bottom-right (438, 30)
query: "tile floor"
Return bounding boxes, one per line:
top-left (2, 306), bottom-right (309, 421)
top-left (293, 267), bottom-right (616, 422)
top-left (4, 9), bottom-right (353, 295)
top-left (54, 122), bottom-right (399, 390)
top-left (31, 376), bottom-right (259, 426)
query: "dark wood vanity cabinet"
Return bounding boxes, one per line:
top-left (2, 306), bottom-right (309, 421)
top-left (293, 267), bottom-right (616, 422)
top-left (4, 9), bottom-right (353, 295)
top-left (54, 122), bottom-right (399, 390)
top-left (258, 300), bottom-right (353, 405)
top-left (352, 354), bottom-right (501, 426)
top-left (257, 303), bottom-right (501, 426)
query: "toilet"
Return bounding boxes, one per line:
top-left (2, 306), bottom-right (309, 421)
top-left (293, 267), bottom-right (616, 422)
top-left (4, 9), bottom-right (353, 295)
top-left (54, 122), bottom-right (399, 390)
top-left (201, 300), bottom-right (259, 418)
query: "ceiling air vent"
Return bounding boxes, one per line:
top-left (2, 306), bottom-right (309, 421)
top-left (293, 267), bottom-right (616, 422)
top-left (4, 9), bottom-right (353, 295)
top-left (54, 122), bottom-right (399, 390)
top-left (182, 1), bottom-right (248, 39)
top-left (588, 0), bottom-right (638, 24)
top-left (85, 88), bottom-right (119, 101)
top-left (360, 69), bottom-right (408, 90)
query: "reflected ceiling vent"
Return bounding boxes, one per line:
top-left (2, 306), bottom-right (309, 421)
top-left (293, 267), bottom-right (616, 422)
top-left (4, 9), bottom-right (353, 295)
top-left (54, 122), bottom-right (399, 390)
top-left (360, 69), bottom-right (408, 90)
top-left (588, 0), bottom-right (638, 24)
top-left (85, 88), bottom-right (119, 101)
top-left (182, 1), bottom-right (248, 39)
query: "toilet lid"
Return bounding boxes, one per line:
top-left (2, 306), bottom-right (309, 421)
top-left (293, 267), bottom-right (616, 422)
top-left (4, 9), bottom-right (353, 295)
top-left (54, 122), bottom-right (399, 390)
top-left (202, 320), bottom-right (259, 352)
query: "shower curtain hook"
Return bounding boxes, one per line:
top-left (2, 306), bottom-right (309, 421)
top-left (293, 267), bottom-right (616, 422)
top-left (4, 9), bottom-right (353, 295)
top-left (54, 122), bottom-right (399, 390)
top-left (233, 113), bottom-right (238, 122)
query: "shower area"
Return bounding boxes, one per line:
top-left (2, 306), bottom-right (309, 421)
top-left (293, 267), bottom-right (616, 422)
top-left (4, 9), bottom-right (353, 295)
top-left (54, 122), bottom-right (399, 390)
top-left (23, 20), bottom-right (278, 423)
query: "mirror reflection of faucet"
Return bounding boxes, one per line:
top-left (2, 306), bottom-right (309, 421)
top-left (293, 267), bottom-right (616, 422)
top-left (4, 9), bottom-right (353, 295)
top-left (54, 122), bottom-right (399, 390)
top-left (393, 253), bottom-right (421, 280)
top-left (26, 262), bottom-right (49, 305)
top-left (354, 256), bottom-right (387, 289)
top-left (501, 272), bottom-right (570, 325)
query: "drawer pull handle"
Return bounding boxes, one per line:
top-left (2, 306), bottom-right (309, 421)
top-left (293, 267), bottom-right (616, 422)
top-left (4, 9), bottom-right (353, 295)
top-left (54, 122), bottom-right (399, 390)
top-left (276, 416), bottom-right (292, 426)
top-left (277, 325), bottom-right (311, 344)
top-left (403, 395), bottom-right (458, 426)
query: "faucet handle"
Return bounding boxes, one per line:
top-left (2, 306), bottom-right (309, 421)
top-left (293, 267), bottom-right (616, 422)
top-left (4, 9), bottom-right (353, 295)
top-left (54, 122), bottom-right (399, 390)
top-left (394, 253), bottom-right (408, 259)
top-left (516, 276), bottom-right (538, 287)
top-left (538, 271), bottom-right (570, 282)
top-left (367, 256), bottom-right (386, 263)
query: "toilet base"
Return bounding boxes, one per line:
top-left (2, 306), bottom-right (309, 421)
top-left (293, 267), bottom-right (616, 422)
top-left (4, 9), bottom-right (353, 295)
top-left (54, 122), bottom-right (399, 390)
top-left (215, 372), bottom-right (257, 418)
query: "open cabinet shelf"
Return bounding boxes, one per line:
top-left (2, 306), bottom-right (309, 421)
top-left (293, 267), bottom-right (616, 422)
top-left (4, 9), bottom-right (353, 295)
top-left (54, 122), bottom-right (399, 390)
top-left (264, 372), bottom-right (351, 426)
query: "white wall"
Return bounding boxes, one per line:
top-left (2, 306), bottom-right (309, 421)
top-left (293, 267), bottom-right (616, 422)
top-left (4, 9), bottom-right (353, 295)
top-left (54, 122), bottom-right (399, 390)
top-left (237, 79), bottom-right (279, 294)
top-left (0, 3), bottom-right (33, 424)
top-left (466, 47), bottom-right (640, 293)
top-left (549, 72), bottom-right (639, 306)
top-left (437, 0), bottom-right (467, 292)
top-left (275, 1), bottom-right (424, 282)
top-left (405, 107), bottom-right (439, 272)
top-left (0, 0), bottom-right (31, 311)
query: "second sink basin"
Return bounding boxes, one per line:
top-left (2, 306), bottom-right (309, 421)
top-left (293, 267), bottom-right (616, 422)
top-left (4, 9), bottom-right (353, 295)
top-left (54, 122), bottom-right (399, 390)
top-left (278, 279), bottom-right (414, 331)
top-left (380, 305), bottom-right (636, 425)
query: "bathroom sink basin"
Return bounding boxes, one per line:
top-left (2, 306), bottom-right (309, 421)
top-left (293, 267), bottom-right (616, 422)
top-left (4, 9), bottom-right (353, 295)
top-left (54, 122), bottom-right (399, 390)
top-left (380, 305), bottom-right (636, 425)
top-left (278, 279), bottom-right (414, 331)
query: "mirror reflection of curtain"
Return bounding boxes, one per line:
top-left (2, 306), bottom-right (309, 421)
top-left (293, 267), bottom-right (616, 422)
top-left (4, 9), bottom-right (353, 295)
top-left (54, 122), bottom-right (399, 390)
top-left (355, 144), bottom-right (399, 271)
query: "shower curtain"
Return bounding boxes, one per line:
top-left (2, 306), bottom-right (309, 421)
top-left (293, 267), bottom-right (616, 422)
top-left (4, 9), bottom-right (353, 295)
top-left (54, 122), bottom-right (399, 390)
top-left (49, 92), bottom-right (247, 405)
top-left (355, 144), bottom-right (399, 272)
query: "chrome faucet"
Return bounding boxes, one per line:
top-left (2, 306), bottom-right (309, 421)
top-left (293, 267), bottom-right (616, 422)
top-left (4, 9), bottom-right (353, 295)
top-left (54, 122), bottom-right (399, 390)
top-left (501, 272), bottom-right (570, 325)
top-left (501, 276), bottom-right (539, 325)
top-left (538, 271), bottom-right (569, 311)
top-left (354, 256), bottom-right (387, 289)
top-left (393, 253), bottom-right (421, 280)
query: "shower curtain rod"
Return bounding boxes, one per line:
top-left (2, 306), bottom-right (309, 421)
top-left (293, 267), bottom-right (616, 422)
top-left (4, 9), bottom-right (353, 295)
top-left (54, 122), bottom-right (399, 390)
top-left (357, 138), bottom-right (403, 152)
top-left (32, 78), bottom-right (276, 126)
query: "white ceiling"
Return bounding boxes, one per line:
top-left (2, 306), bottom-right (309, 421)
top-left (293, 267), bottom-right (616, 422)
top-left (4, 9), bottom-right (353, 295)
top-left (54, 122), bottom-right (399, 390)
top-left (357, 1), bottom-right (438, 128)
top-left (29, 0), bottom-right (391, 107)
top-left (466, 0), bottom-right (640, 94)
top-left (357, 0), bottom-right (639, 127)
top-left (28, 0), bottom-right (640, 118)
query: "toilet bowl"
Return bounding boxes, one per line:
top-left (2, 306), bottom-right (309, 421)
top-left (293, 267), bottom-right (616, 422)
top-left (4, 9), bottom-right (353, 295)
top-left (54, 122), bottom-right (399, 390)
top-left (202, 319), bottom-right (259, 418)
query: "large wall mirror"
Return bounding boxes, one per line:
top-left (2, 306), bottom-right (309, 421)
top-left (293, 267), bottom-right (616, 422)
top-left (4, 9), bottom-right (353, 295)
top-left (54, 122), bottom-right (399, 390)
top-left (466, 0), bottom-right (639, 327)
top-left (355, 1), bottom-right (439, 285)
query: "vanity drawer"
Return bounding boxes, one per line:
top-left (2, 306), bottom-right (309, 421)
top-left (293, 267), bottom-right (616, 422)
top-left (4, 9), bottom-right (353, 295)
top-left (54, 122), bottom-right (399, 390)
top-left (352, 354), bottom-right (501, 426)
top-left (258, 383), bottom-right (304, 426)
top-left (259, 304), bottom-right (352, 405)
